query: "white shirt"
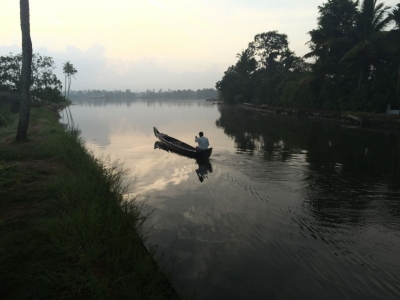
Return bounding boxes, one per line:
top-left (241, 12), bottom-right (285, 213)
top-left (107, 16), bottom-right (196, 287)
top-left (195, 136), bottom-right (209, 150)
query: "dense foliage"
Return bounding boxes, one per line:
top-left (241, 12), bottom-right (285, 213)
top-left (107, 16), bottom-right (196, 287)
top-left (216, 0), bottom-right (400, 113)
top-left (0, 53), bottom-right (64, 102)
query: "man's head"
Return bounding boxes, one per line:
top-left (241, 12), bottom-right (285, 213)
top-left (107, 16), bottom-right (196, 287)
top-left (199, 132), bottom-right (204, 137)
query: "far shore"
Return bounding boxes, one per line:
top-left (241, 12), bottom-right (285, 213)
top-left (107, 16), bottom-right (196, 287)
top-left (229, 102), bottom-right (400, 131)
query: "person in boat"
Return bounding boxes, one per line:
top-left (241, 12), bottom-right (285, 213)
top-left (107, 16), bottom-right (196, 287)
top-left (195, 132), bottom-right (209, 152)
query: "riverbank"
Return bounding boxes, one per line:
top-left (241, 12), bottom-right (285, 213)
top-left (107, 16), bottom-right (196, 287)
top-left (0, 105), bottom-right (179, 299)
top-left (237, 103), bottom-right (400, 131)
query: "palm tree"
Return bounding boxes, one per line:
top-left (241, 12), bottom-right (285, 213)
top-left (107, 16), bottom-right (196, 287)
top-left (340, 0), bottom-right (392, 90)
top-left (62, 61), bottom-right (68, 98)
top-left (62, 61), bottom-right (77, 100)
top-left (66, 64), bottom-right (77, 100)
top-left (16, 0), bottom-right (32, 141)
top-left (304, 0), bottom-right (359, 74)
top-left (391, 4), bottom-right (400, 30)
top-left (389, 4), bottom-right (400, 107)
top-left (235, 49), bottom-right (257, 76)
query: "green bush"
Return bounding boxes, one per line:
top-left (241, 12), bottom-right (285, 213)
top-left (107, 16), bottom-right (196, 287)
top-left (31, 87), bottom-right (65, 104)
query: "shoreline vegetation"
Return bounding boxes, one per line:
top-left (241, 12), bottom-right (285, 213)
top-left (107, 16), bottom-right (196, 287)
top-left (0, 104), bottom-right (180, 299)
top-left (234, 102), bottom-right (400, 130)
top-left (216, 0), bottom-right (400, 114)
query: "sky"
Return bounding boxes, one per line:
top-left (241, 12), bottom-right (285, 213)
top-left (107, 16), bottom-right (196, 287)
top-left (1, 0), bottom-right (399, 91)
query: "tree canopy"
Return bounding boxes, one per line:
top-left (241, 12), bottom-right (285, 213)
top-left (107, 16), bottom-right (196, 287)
top-left (216, 0), bottom-right (400, 113)
top-left (0, 52), bottom-right (64, 102)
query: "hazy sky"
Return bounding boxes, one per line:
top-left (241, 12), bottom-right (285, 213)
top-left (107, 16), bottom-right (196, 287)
top-left (1, 0), bottom-right (398, 91)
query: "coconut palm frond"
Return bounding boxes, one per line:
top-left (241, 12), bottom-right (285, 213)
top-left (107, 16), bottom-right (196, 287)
top-left (368, 30), bottom-right (390, 42)
top-left (389, 4), bottom-right (400, 29)
top-left (377, 40), bottom-right (400, 54)
top-left (298, 76), bottom-right (314, 86)
top-left (303, 51), bottom-right (318, 59)
top-left (374, 15), bottom-right (391, 32)
top-left (322, 36), bottom-right (354, 48)
top-left (341, 40), bottom-right (371, 62)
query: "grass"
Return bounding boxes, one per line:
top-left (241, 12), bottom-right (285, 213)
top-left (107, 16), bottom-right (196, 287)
top-left (0, 106), bottom-right (180, 299)
top-left (0, 105), bottom-right (14, 127)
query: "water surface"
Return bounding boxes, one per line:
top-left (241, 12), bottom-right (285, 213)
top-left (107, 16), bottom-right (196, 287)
top-left (64, 99), bottom-right (400, 300)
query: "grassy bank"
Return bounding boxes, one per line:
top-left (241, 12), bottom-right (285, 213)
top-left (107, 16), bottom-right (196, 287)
top-left (0, 106), bottom-right (179, 299)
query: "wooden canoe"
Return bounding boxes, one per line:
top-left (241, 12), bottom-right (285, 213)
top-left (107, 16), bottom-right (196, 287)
top-left (153, 127), bottom-right (212, 159)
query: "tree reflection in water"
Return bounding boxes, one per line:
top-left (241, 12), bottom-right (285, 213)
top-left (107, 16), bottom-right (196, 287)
top-left (216, 105), bottom-right (400, 225)
top-left (154, 141), bottom-right (213, 182)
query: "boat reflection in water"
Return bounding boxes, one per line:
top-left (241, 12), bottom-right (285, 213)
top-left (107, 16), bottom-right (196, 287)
top-left (154, 141), bottom-right (213, 182)
top-left (194, 159), bottom-right (212, 182)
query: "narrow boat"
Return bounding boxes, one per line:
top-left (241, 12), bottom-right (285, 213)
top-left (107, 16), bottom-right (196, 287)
top-left (153, 127), bottom-right (213, 159)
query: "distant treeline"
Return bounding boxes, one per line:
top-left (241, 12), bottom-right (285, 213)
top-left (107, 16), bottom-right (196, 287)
top-left (216, 0), bottom-right (400, 113)
top-left (69, 88), bottom-right (217, 100)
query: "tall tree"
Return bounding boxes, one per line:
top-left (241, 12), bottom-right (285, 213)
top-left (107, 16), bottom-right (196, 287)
top-left (215, 66), bottom-right (242, 103)
top-left (235, 49), bottom-right (257, 76)
top-left (340, 0), bottom-right (391, 90)
top-left (62, 61), bottom-right (77, 100)
top-left (249, 31), bottom-right (289, 79)
top-left (62, 61), bottom-right (68, 98)
top-left (389, 4), bottom-right (400, 107)
top-left (16, 0), bottom-right (32, 141)
top-left (303, 0), bottom-right (359, 108)
top-left (305, 0), bottom-right (358, 76)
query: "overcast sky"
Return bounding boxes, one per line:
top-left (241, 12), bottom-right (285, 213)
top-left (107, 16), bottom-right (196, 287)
top-left (1, 0), bottom-right (398, 91)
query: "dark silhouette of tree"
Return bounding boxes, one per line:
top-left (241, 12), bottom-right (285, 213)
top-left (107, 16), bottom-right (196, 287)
top-left (340, 0), bottom-right (392, 90)
top-left (305, 0), bottom-right (358, 71)
top-left (389, 4), bottom-right (400, 107)
top-left (0, 53), bottom-right (62, 91)
top-left (63, 61), bottom-right (77, 100)
top-left (304, 0), bottom-right (361, 108)
top-left (249, 31), bottom-right (290, 79)
top-left (0, 54), bottom-right (22, 91)
top-left (216, 0), bottom-right (400, 112)
top-left (217, 31), bottom-right (305, 105)
top-left (235, 49), bottom-right (257, 76)
top-left (16, 0), bottom-right (32, 141)
top-left (0, 53), bottom-right (63, 103)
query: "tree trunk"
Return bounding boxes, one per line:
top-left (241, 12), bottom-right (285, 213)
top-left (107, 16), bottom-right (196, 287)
top-left (357, 52), bottom-right (368, 92)
top-left (16, 0), bottom-right (32, 141)
top-left (64, 73), bottom-right (67, 99)
top-left (357, 67), bottom-right (363, 91)
top-left (397, 61), bottom-right (400, 110)
top-left (357, 61), bottom-right (364, 91)
top-left (67, 74), bottom-right (71, 99)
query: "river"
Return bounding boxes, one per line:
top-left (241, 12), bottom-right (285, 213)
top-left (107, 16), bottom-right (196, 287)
top-left (64, 99), bottom-right (400, 300)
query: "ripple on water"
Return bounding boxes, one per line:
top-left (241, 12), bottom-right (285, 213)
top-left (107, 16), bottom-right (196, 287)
top-left (145, 150), bottom-right (400, 300)
top-left (225, 154), bottom-right (309, 183)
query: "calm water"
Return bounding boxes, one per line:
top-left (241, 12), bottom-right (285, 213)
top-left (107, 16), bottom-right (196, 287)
top-left (64, 99), bottom-right (400, 300)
